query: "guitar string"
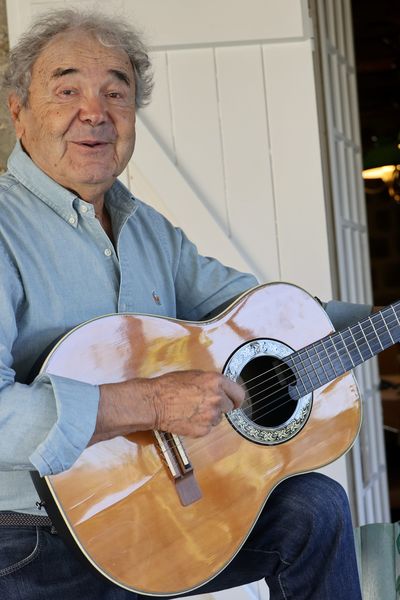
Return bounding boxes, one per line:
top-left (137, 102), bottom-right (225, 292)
top-left (155, 314), bottom-right (400, 458)
top-left (233, 312), bottom-right (399, 424)
top-left (156, 313), bottom-right (400, 458)
top-left (232, 312), bottom-right (399, 411)
top-left (233, 310), bottom-right (400, 404)
top-left (237, 307), bottom-right (400, 396)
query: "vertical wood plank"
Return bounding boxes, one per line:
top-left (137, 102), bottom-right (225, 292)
top-left (6, 0), bottom-right (32, 45)
top-left (262, 40), bottom-right (332, 294)
top-left (132, 120), bottom-right (252, 272)
top-left (215, 45), bottom-right (279, 281)
top-left (140, 51), bottom-right (176, 164)
top-left (167, 48), bottom-right (228, 232)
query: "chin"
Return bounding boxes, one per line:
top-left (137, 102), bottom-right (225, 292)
top-left (75, 167), bottom-right (117, 184)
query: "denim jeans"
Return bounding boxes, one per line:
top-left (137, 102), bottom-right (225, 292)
top-left (0, 473), bottom-right (362, 600)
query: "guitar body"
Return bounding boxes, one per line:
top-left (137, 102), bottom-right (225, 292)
top-left (36, 283), bottom-right (361, 595)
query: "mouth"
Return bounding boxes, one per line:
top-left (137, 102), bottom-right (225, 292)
top-left (72, 141), bottom-right (111, 148)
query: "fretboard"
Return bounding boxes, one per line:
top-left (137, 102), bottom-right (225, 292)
top-left (287, 301), bottom-right (400, 400)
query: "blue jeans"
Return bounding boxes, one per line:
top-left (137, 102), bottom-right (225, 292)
top-left (0, 473), bottom-right (362, 599)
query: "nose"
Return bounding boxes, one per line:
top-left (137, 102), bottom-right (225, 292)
top-left (78, 94), bottom-right (107, 127)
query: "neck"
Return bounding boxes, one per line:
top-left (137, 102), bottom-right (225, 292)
top-left (74, 189), bottom-right (114, 243)
top-left (95, 202), bottom-right (114, 243)
top-left (67, 183), bottom-right (108, 222)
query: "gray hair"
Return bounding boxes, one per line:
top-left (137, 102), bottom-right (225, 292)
top-left (3, 9), bottom-right (153, 108)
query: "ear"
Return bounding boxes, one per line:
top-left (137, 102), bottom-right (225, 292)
top-left (8, 93), bottom-right (26, 139)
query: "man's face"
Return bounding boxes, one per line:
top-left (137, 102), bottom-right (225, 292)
top-left (9, 31), bottom-right (137, 198)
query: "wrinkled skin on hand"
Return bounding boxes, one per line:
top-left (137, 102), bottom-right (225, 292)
top-left (93, 370), bottom-right (245, 444)
top-left (150, 370), bottom-right (245, 437)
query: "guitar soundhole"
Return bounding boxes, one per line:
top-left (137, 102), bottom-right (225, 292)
top-left (239, 356), bottom-right (297, 428)
top-left (224, 338), bottom-right (312, 444)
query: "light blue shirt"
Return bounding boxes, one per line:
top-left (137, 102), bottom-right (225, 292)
top-left (0, 142), bottom-right (258, 514)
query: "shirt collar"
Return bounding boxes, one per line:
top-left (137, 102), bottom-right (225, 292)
top-left (7, 141), bottom-right (137, 227)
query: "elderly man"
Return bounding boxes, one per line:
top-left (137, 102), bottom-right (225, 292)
top-left (0, 8), bottom-right (367, 600)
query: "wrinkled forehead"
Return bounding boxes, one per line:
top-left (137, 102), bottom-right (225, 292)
top-left (31, 30), bottom-right (134, 84)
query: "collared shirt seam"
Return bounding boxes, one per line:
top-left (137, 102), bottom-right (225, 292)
top-left (10, 176), bottom-right (77, 225)
top-left (8, 150), bottom-right (78, 223)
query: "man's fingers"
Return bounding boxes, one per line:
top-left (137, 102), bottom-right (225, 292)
top-left (221, 376), bottom-right (245, 409)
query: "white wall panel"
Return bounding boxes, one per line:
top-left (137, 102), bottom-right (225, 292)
top-left (262, 40), bottom-right (332, 295)
top-left (7, 0), bottom-right (310, 47)
top-left (142, 52), bottom-right (176, 163)
top-left (215, 45), bottom-right (279, 280)
top-left (140, 42), bottom-right (281, 281)
top-left (166, 49), bottom-right (227, 232)
top-left (132, 119), bottom-right (253, 273)
top-left (121, 0), bottom-right (309, 47)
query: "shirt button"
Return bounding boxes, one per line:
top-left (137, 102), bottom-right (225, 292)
top-left (104, 248), bottom-right (112, 257)
top-left (68, 215), bottom-right (76, 225)
top-left (80, 206), bottom-right (88, 214)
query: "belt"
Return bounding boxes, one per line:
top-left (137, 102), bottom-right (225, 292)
top-left (0, 511), bottom-right (53, 528)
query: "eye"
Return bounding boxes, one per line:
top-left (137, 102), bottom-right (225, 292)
top-left (60, 89), bottom-right (77, 96)
top-left (106, 91), bottom-right (122, 99)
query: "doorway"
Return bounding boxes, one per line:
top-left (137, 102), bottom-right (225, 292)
top-left (352, 0), bottom-right (400, 522)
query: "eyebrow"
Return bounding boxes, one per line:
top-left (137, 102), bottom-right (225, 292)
top-left (50, 67), bottom-right (131, 86)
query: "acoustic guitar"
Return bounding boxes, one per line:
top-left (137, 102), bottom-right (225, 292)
top-left (31, 283), bottom-right (400, 596)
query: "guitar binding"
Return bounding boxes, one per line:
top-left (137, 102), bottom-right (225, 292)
top-left (224, 338), bottom-right (313, 445)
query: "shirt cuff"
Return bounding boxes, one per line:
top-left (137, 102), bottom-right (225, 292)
top-left (29, 373), bottom-right (100, 476)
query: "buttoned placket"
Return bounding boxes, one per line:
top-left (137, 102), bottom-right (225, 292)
top-left (73, 200), bottom-right (121, 288)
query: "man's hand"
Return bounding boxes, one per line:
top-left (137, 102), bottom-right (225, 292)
top-left (91, 370), bottom-right (245, 444)
top-left (150, 370), bottom-right (245, 436)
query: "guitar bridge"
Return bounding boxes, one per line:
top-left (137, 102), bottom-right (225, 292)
top-left (154, 430), bottom-right (202, 506)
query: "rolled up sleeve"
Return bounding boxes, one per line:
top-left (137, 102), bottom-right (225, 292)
top-left (0, 373), bottom-right (99, 476)
top-left (0, 244), bottom-right (99, 476)
top-left (29, 374), bottom-right (99, 476)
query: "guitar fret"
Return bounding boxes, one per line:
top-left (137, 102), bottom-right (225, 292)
top-left (318, 340), bottom-right (337, 381)
top-left (293, 341), bottom-right (338, 395)
top-left (339, 331), bottom-right (355, 367)
top-left (352, 324), bottom-right (373, 361)
top-left (369, 316), bottom-right (384, 351)
top-left (325, 336), bottom-right (347, 373)
top-left (349, 328), bottom-right (364, 363)
top-left (317, 349), bottom-right (330, 381)
top-left (330, 333), bottom-right (353, 372)
top-left (381, 309), bottom-right (400, 344)
top-left (294, 351), bottom-right (314, 389)
top-left (292, 350), bottom-right (319, 394)
top-left (321, 338), bottom-right (341, 376)
top-left (305, 346), bottom-right (324, 387)
top-left (293, 366), bottom-right (308, 397)
top-left (384, 320), bottom-right (395, 344)
top-left (391, 305), bottom-right (400, 326)
top-left (286, 300), bottom-right (400, 401)
top-left (374, 313), bottom-right (394, 348)
top-left (363, 318), bottom-right (384, 355)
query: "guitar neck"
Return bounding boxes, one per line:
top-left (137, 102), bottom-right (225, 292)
top-left (288, 301), bottom-right (400, 400)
